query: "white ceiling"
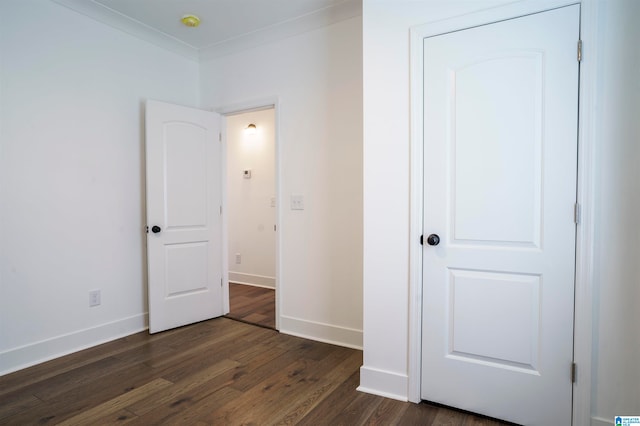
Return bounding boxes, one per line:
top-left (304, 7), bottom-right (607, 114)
top-left (51, 0), bottom-right (361, 60)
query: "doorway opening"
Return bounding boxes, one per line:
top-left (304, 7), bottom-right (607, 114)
top-left (223, 107), bottom-right (277, 330)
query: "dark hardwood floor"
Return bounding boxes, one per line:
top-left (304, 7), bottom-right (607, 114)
top-left (0, 318), bottom-right (511, 425)
top-left (226, 282), bottom-right (275, 329)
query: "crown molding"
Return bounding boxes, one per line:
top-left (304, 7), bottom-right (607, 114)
top-left (51, 0), bottom-right (199, 61)
top-left (199, 0), bottom-right (361, 61)
top-left (50, 0), bottom-right (361, 63)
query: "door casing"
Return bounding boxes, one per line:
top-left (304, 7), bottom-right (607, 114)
top-left (408, 1), bottom-right (598, 424)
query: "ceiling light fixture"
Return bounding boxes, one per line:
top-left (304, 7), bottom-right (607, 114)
top-left (181, 15), bottom-right (201, 28)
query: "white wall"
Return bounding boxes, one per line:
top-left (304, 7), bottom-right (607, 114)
top-left (590, 0), bottom-right (640, 423)
top-left (0, 0), bottom-right (199, 374)
top-left (362, 0), bottom-right (640, 423)
top-left (227, 109), bottom-right (276, 288)
top-left (201, 16), bottom-right (363, 348)
top-left (360, 0), bottom-right (512, 400)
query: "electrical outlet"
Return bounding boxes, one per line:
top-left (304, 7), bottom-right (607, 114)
top-left (235, 253), bottom-right (241, 264)
top-left (89, 290), bottom-right (101, 307)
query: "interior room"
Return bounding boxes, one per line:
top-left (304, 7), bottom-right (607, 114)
top-left (0, 0), bottom-right (638, 425)
top-left (225, 108), bottom-right (277, 329)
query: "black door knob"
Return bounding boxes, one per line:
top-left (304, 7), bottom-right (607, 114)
top-left (427, 234), bottom-right (440, 246)
top-left (151, 225), bottom-right (162, 234)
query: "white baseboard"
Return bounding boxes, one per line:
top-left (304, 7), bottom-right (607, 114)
top-left (229, 272), bottom-right (275, 289)
top-left (592, 417), bottom-right (613, 426)
top-left (0, 313), bottom-right (148, 376)
top-left (279, 315), bottom-right (362, 349)
top-left (357, 365), bottom-right (409, 401)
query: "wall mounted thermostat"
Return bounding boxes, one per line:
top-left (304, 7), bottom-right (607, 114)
top-left (243, 169), bottom-right (252, 179)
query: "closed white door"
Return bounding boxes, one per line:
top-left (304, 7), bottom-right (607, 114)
top-left (146, 100), bottom-right (223, 333)
top-left (421, 5), bottom-right (580, 425)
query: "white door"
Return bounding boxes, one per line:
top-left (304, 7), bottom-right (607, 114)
top-left (146, 100), bottom-right (223, 333)
top-left (421, 5), bottom-right (579, 425)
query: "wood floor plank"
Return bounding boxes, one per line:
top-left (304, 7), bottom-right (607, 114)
top-left (141, 321), bottom-right (249, 372)
top-left (157, 327), bottom-right (280, 386)
top-left (32, 356), bottom-right (126, 401)
top-left (132, 386), bottom-right (242, 426)
top-left (0, 317), bottom-right (512, 426)
top-left (56, 378), bottom-right (173, 425)
top-left (207, 358), bottom-right (321, 425)
top-left (463, 416), bottom-right (513, 426)
top-left (226, 282), bottom-right (275, 328)
top-left (0, 392), bottom-right (42, 421)
top-left (364, 397), bottom-right (411, 425)
top-left (4, 327), bottom-right (236, 424)
top-left (0, 327), bottom-right (180, 398)
top-left (229, 345), bottom-right (321, 393)
top-left (109, 335), bottom-right (179, 365)
top-left (271, 350), bottom-right (363, 425)
top-left (398, 401), bottom-right (440, 425)
top-left (296, 370), bottom-right (361, 426)
top-left (89, 408), bottom-right (139, 425)
top-left (230, 334), bottom-right (287, 365)
top-left (222, 342), bottom-right (354, 425)
top-left (122, 366), bottom-right (244, 425)
top-left (126, 359), bottom-right (239, 416)
top-left (431, 408), bottom-right (470, 425)
top-left (326, 391), bottom-right (385, 426)
top-left (0, 362), bottom-right (160, 425)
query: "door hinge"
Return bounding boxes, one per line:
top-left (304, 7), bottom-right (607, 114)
top-left (420, 235), bottom-right (424, 245)
top-left (571, 362), bottom-right (577, 383)
top-left (577, 39), bottom-right (582, 62)
top-left (220, 277), bottom-right (223, 287)
top-left (574, 202), bottom-right (581, 224)
top-left (219, 132), bottom-right (222, 142)
top-left (274, 224), bottom-right (277, 231)
top-left (220, 205), bottom-right (222, 215)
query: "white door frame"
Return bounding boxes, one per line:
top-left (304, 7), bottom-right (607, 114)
top-left (407, 1), bottom-right (598, 424)
top-left (215, 97), bottom-right (281, 330)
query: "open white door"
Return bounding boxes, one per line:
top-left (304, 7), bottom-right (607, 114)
top-left (146, 100), bottom-right (223, 334)
top-left (421, 5), bottom-right (579, 425)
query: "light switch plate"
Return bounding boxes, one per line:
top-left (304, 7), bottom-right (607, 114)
top-left (291, 195), bottom-right (304, 210)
